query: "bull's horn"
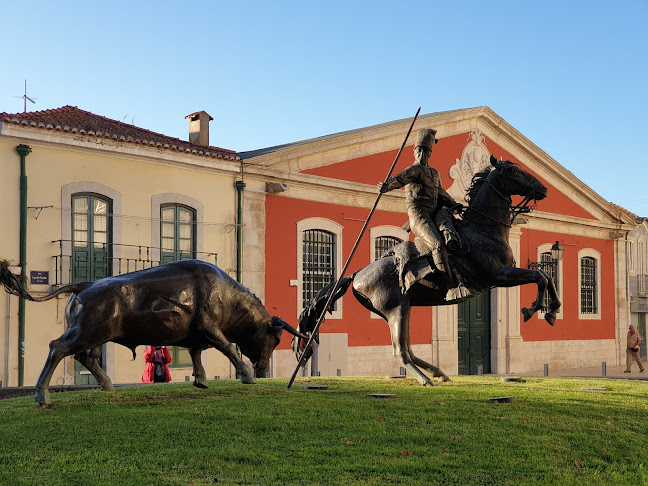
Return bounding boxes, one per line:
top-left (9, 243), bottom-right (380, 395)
top-left (272, 317), bottom-right (309, 340)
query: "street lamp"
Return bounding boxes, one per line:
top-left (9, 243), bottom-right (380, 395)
top-left (528, 241), bottom-right (564, 271)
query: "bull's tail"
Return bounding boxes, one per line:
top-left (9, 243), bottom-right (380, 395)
top-left (0, 262), bottom-right (90, 302)
top-left (298, 274), bottom-right (356, 336)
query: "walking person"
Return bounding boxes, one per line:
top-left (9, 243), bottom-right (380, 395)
top-left (142, 345), bottom-right (173, 382)
top-left (625, 325), bottom-right (645, 373)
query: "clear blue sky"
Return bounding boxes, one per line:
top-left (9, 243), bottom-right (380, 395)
top-left (2, 1), bottom-right (647, 215)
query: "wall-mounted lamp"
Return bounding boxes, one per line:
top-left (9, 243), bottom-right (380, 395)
top-left (528, 241), bottom-right (564, 271)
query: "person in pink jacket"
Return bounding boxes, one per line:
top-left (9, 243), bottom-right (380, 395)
top-left (142, 345), bottom-right (173, 383)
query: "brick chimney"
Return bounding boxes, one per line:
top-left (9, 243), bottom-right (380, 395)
top-left (185, 111), bottom-right (213, 146)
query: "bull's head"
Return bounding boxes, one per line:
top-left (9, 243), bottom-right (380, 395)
top-left (241, 316), bottom-right (308, 372)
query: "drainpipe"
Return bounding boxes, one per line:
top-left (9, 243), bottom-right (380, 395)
top-left (234, 180), bottom-right (246, 380)
top-left (16, 144), bottom-right (31, 386)
top-left (235, 180), bottom-right (246, 283)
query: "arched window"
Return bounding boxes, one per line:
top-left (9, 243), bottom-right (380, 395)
top-left (578, 249), bottom-right (601, 319)
top-left (540, 251), bottom-right (556, 313)
top-left (536, 243), bottom-right (563, 320)
top-left (370, 225), bottom-right (408, 261)
top-left (297, 218), bottom-right (343, 319)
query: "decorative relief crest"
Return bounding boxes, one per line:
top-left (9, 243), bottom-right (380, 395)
top-left (447, 130), bottom-right (491, 201)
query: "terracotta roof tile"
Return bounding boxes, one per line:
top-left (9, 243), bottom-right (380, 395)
top-left (610, 202), bottom-right (642, 220)
top-left (0, 106), bottom-right (239, 161)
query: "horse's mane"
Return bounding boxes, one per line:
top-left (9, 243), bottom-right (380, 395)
top-left (464, 160), bottom-right (520, 204)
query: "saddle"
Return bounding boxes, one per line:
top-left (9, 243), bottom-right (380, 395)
top-left (384, 232), bottom-right (471, 296)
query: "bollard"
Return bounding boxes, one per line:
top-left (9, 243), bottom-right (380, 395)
top-left (601, 361), bottom-right (606, 377)
top-left (477, 365), bottom-right (483, 376)
top-left (543, 364), bottom-right (549, 377)
top-left (185, 376), bottom-right (190, 382)
top-left (337, 368), bottom-right (342, 376)
top-left (400, 366), bottom-right (406, 376)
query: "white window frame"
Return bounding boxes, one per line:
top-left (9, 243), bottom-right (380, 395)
top-left (151, 194), bottom-right (204, 263)
top-left (578, 248), bottom-right (601, 320)
top-left (61, 182), bottom-right (123, 282)
top-left (536, 243), bottom-right (563, 321)
top-left (296, 218), bottom-right (343, 321)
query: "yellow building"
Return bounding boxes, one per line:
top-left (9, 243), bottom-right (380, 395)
top-left (0, 106), bottom-right (248, 387)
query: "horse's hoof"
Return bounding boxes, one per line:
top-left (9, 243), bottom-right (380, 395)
top-left (441, 376), bottom-right (451, 383)
top-left (544, 313), bottom-right (556, 326)
top-left (521, 308), bottom-right (532, 322)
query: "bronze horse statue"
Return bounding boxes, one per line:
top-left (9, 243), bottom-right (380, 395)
top-left (296, 155), bottom-right (560, 385)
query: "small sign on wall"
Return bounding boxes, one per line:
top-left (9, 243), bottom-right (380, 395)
top-left (30, 270), bottom-right (49, 285)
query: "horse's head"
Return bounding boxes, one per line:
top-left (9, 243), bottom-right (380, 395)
top-left (488, 155), bottom-right (547, 201)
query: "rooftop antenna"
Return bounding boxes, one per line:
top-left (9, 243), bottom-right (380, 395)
top-left (14, 80), bottom-right (36, 112)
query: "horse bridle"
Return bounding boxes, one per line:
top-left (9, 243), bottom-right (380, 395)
top-left (463, 168), bottom-right (538, 228)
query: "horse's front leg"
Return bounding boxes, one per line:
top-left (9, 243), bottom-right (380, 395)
top-left (493, 267), bottom-right (560, 325)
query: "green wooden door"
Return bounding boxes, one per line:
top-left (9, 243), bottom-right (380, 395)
top-left (458, 290), bottom-right (491, 375)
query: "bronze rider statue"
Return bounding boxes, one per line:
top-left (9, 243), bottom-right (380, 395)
top-left (378, 128), bottom-right (470, 300)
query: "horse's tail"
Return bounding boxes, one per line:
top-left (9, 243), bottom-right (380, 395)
top-left (297, 274), bottom-right (356, 336)
top-left (0, 263), bottom-right (91, 302)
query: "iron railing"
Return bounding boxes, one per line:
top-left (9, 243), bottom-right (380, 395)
top-left (51, 240), bottom-right (218, 286)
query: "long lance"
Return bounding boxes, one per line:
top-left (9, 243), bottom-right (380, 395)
top-left (287, 107), bottom-right (421, 389)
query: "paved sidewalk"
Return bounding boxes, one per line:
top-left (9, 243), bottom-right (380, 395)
top-left (519, 364), bottom-right (648, 381)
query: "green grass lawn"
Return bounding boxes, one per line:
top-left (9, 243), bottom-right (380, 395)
top-left (1, 376), bottom-right (647, 485)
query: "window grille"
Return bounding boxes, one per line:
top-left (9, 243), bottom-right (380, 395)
top-left (541, 252), bottom-right (557, 313)
top-left (302, 229), bottom-right (336, 309)
top-left (374, 236), bottom-right (402, 261)
top-left (581, 257), bottom-right (597, 314)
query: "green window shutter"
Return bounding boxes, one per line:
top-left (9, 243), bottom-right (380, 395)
top-left (72, 194), bottom-right (112, 282)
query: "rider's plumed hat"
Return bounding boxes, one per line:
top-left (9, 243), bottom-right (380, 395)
top-left (415, 128), bottom-right (438, 149)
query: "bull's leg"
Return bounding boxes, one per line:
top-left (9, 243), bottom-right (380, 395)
top-left (34, 327), bottom-right (84, 407)
top-left (386, 303), bottom-right (433, 386)
top-left (203, 329), bottom-right (256, 384)
top-left (74, 351), bottom-right (115, 392)
top-left (188, 348), bottom-right (208, 389)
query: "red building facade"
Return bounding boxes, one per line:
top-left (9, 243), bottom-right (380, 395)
top-left (241, 107), bottom-right (633, 377)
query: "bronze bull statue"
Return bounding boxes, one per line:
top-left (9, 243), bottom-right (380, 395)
top-left (0, 259), bottom-right (306, 407)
